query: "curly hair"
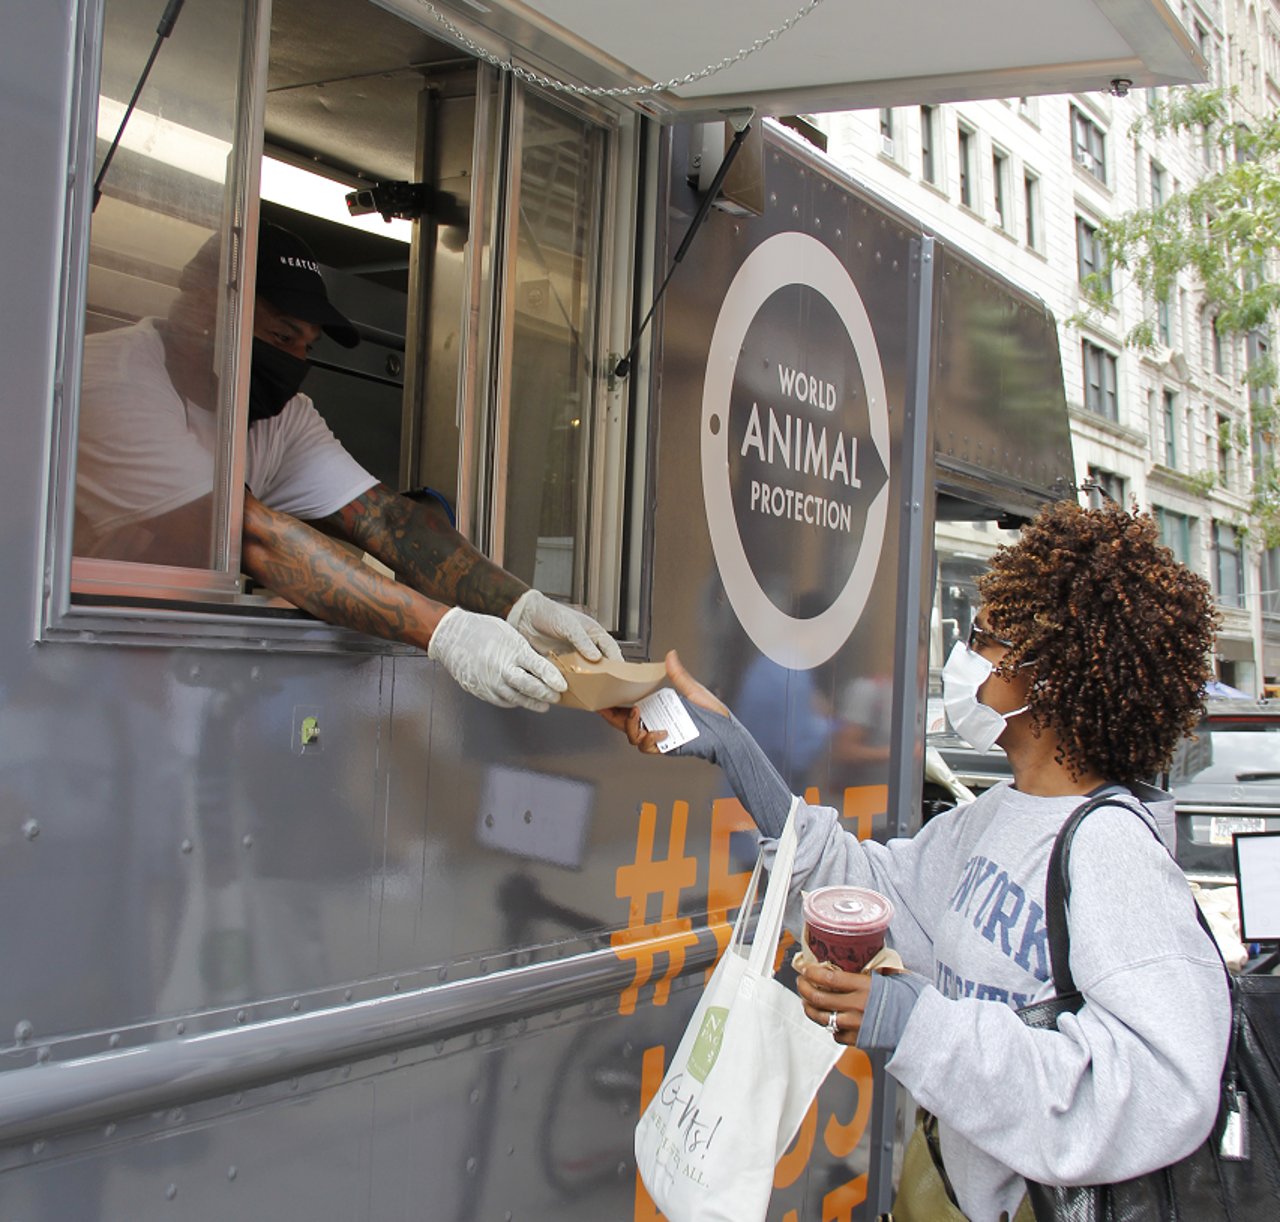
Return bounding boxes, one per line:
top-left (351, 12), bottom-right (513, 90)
top-left (975, 499), bottom-right (1218, 785)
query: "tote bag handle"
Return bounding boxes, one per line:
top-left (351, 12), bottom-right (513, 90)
top-left (724, 796), bottom-right (801, 980)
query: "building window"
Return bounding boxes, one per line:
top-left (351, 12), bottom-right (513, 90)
top-left (1217, 413), bottom-right (1231, 486)
top-left (1212, 317), bottom-right (1226, 375)
top-left (1214, 521), bottom-right (1245, 608)
top-left (1071, 106), bottom-right (1107, 182)
top-left (1076, 216), bottom-right (1109, 292)
top-left (958, 124), bottom-right (974, 208)
top-left (920, 105), bottom-right (937, 183)
top-left (1195, 20), bottom-right (1213, 81)
top-left (1023, 170), bottom-right (1040, 250)
top-left (1086, 466), bottom-right (1125, 509)
top-left (1156, 507), bottom-right (1194, 565)
top-left (1263, 547), bottom-right (1280, 617)
top-left (1157, 293), bottom-right (1172, 346)
top-left (879, 108), bottom-right (896, 158)
top-left (1149, 159), bottom-right (1166, 207)
top-left (1082, 340), bottom-right (1118, 421)
top-left (1163, 389), bottom-right (1178, 467)
top-left (991, 148), bottom-right (1008, 229)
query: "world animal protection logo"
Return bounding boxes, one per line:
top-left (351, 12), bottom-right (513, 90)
top-left (701, 231), bottom-right (890, 669)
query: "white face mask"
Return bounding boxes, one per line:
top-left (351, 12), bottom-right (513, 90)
top-left (941, 640), bottom-right (1029, 754)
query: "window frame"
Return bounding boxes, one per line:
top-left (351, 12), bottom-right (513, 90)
top-left (957, 122), bottom-right (975, 209)
top-left (919, 105), bottom-right (937, 184)
top-left (1081, 338), bottom-right (1118, 421)
top-left (1162, 387), bottom-right (1179, 467)
top-left (1075, 215), bottom-right (1109, 293)
top-left (878, 107), bottom-right (896, 159)
top-left (991, 146), bottom-right (1009, 230)
top-left (45, 0), bottom-right (279, 643)
top-left (1156, 506), bottom-right (1194, 566)
top-left (1156, 292), bottom-right (1173, 347)
top-left (1086, 465), bottom-right (1125, 509)
top-left (1070, 105), bottom-right (1107, 183)
top-left (1213, 519), bottom-right (1245, 609)
top-left (45, 0), bottom-right (652, 650)
top-left (475, 75), bottom-right (639, 629)
top-left (1023, 168), bottom-right (1041, 250)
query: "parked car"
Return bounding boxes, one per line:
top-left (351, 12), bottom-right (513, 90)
top-left (926, 701), bottom-right (1280, 889)
top-left (1166, 701), bottom-right (1280, 887)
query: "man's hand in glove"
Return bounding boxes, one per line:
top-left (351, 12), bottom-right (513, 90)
top-left (427, 607), bottom-right (568, 712)
top-left (506, 589), bottom-right (622, 662)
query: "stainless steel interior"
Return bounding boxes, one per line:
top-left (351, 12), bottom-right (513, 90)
top-left (266, 0), bottom-right (467, 185)
top-left (263, 0), bottom-right (481, 497)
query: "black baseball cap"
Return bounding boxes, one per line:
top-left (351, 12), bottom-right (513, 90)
top-left (254, 223), bottom-right (359, 349)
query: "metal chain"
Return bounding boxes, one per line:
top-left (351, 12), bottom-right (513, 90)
top-left (405, 0), bottom-right (828, 98)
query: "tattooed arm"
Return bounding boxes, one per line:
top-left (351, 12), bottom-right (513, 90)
top-left (241, 491), bottom-right (446, 649)
top-left (314, 483), bottom-right (527, 616)
top-left (242, 492), bottom-right (566, 708)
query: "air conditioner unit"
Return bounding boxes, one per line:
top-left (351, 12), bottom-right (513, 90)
top-left (881, 134), bottom-right (895, 158)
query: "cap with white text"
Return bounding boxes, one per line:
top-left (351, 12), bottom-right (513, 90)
top-left (255, 223), bottom-right (359, 349)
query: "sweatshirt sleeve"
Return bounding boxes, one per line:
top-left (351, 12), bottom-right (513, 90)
top-left (886, 806), bottom-right (1230, 1186)
top-left (761, 796), bottom-right (982, 976)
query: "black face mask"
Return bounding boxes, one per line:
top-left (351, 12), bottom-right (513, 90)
top-left (248, 338), bottom-right (310, 422)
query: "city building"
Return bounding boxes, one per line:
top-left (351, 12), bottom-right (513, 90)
top-left (811, 1), bottom-right (1280, 695)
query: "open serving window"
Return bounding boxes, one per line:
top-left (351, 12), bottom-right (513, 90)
top-left (49, 0), bottom-right (646, 646)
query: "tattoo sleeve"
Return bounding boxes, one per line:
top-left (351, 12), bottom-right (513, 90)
top-left (241, 493), bottom-right (445, 649)
top-left (315, 484), bottom-right (527, 617)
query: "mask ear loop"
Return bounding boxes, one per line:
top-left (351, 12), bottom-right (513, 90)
top-left (991, 643), bottom-right (1037, 723)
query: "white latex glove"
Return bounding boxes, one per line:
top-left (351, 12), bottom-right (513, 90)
top-left (506, 589), bottom-right (623, 662)
top-left (427, 607), bottom-right (568, 712)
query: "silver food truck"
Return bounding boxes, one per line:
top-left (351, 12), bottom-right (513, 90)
top-left (2, 1), bottom-right (1202, 1217)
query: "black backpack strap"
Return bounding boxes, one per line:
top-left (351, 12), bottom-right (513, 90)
top-left (1043, 790), bottom-right (1159, 997)
top-left (1033, 792), bottom-right (1239, 1107)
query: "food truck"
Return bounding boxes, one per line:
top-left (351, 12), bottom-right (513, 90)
top-left (1, 1), bottom-right (1202, 1216)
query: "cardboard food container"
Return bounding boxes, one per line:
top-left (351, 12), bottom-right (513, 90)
top-left (549, 651), bottom-right (667, 712)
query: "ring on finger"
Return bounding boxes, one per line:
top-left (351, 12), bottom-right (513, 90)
top-left (825, 1009), bottom-right (839, 1033)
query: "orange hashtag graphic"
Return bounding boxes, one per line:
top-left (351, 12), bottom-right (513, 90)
top-left (613, 801), bottom-right (699, 1015)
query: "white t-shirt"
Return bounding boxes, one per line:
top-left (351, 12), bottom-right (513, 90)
top-left (76, 319), bottom-right (378, 553)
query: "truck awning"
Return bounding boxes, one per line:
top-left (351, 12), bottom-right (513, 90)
top-left (376, 0), bottom-right (1205, 120)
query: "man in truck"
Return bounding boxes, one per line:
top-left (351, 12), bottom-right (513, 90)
top-left (74, 222), bottom-right (619, 711)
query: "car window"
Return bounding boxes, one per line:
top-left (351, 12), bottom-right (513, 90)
top-left (1175, 722), bottom-right (1280, 785)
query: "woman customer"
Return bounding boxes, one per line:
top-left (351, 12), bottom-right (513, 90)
top-left (605, 499), bottom-right (1230, 1221)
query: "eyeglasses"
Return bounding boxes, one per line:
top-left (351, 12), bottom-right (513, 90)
top-left (967, 621), bottom-right (1015, 653)
top-left (967, 619), bottom-right (1038, 668)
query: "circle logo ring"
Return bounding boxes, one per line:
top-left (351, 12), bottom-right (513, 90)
top-left (700, 231), bottom-right (891, 670)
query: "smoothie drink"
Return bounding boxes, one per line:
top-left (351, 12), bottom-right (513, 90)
top-left (801, 885), bottom-right (894, 973)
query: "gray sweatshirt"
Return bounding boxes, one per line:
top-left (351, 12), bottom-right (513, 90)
top-left (762, 782), bottom-right (1230, 1222)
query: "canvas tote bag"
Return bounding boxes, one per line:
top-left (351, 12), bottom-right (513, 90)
top-left (634, 797), bottom-right (845, 1222)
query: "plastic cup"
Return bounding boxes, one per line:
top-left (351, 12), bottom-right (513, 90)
top-left (802, 885), bottom-right (894, 973)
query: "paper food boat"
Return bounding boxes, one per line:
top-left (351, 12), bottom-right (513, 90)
top-left (549, 651), bottom-right (667, 712)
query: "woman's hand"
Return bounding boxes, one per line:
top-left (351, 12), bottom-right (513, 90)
top-left (796, 961), bottom-right (873, 1046)
top-left (599, 650), bottom-right (727, 752)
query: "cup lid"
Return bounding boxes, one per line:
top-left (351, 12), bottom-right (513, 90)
top-left (802, 885), bottom-right (894, 934)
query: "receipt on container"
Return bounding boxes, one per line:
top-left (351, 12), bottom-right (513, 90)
top-left (635, 687), bottom-right (699, 754)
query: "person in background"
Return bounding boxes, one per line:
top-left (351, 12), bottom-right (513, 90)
top-left (606, 499), bottom-right (1230, 1221)
top-left (75, 223), bottom-right (619, 710)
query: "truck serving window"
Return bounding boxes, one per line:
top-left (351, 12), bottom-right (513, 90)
top-left (68, 0), bottom-right (262, 604)
top-left (50, 0), bottom-right (647, 646)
